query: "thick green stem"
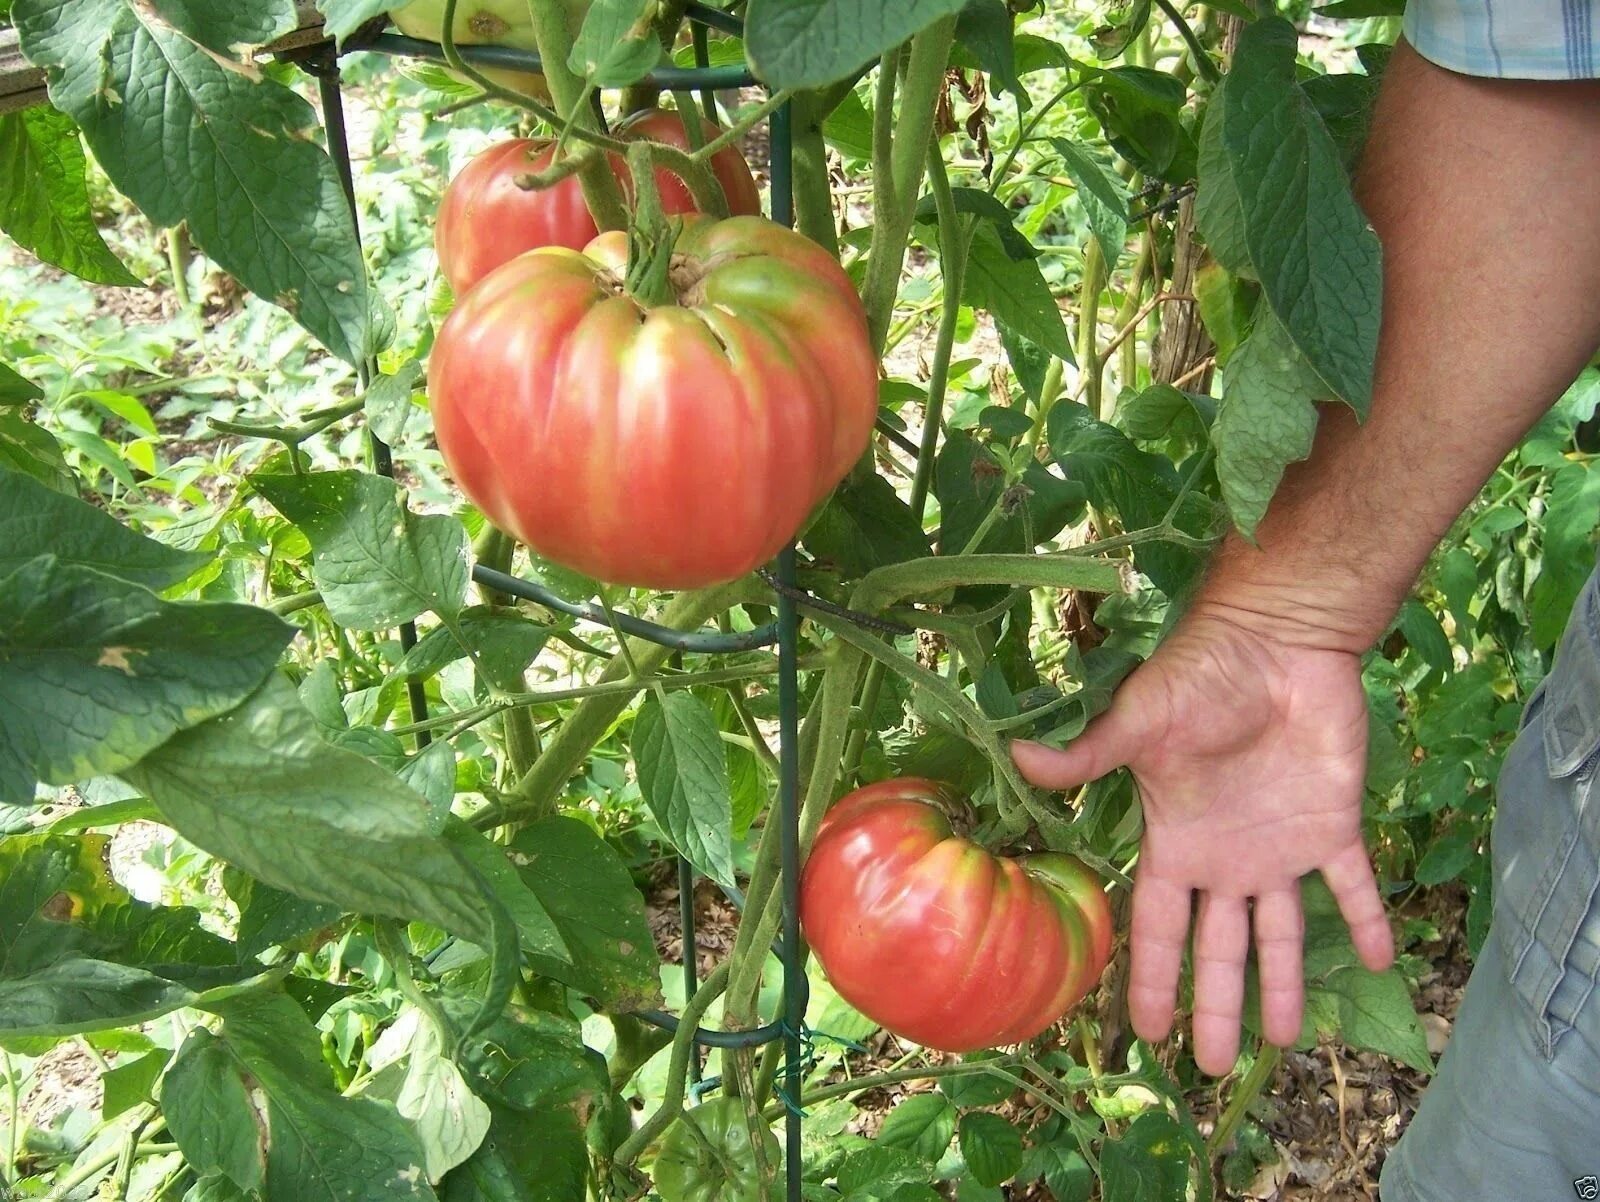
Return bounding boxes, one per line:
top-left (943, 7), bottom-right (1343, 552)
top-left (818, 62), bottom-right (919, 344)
top-left (166, 224), bottom-right (191, 310)
top-left (851, 553), bottom-right (1129, 613)
top-left (503, 584), bottom-right (743, 820)
top-left (523, 0), bottom-right (630, 232)
top-left (1208, 1043), bottom-right (1281, 1157)
top-left (722, 649), bottom-right (861, 1034)
top-left (475, 530), bottom-right (540, 779)
top-left (614, 964), bottom-right (730, 1168)
top-left (761, 1059), bottom-right (1021, 1119)
top-left (908, 147), bottom-right (969, 522)
top-left (1077, 237), bottom-right (1108, 420)
top-left (860, 18), bottom-right (958, 353)
top-left (790, 93), bottom-right (840, 254)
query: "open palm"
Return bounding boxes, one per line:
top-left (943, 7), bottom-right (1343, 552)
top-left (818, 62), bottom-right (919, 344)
top-left (1012, 611), bottom-right (1394, 1075)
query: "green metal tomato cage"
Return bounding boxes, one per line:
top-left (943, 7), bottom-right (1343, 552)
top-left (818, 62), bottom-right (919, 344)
top-left (300, 7), bottom-right (812, 1197)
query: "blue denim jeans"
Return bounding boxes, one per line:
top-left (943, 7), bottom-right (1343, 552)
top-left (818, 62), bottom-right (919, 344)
top-left (1382, 566), bottom-right (1600, 1201)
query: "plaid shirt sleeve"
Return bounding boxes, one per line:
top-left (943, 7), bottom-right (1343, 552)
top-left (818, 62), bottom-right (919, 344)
top-left (1405, 0), bottom-right (1599, 78)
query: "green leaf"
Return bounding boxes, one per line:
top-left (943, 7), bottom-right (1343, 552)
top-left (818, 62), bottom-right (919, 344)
top-left (837, 1146), bottom-right (934, 1196)
top-left (804, 469), bottom-right (934, 577)
top-left (447, 999), bottom-right (602, 1116)
top-left (0, 107), bottom-right (140, 286)
top-left (439, 1102), bottom-right (588, 1202)
top-left (102, 1049), bottom-right (167, 1119)
top-left (1099, 1111), bottom-right (1189, 1202)
top-left (1081, 66), bottom-right (1191, 182)
top-left (1413, 826), bottom-right (1477, 887)
top-left (394, 609), bottom-right (549, 691)
top-left (937, 1054), bottom-right (1015, 1107)
top-left (632, 691), bottom-right (735, 888)
top-left (569, 0), bottom-right (660, 86)
top-left (177, 993), bottom-right (438, 1202)
top-left (125, 676), bottom-right (502, 949)
top-left (1049, 138), bottom-right (1130, 266)
top-left (1194, 87), bottom-right (1252, 277)
top-left (1213, 302), bottom-right (1329, 537)
top-left (0, 556), bottom-right (292, 804)
top-left (964, 221), bottom-right (1074, 362)
top-left (395, 1014), bottom-right (493, 1183)
top-left (165, 1030), bottom-right (268, 1193)
top-left (1316, 965), bottom-right (1433, 1071)
top-left (1115, 383), bottom-right (1214, 442)
top-left (877, 1094), bottom-right (956, 1163)
top-left (0, 465), bottom-right (209, 588)
top-left (1047, 403), bottom-right (1211, 595)
top-left (0, 833), bottom-right (245, 1036)
top-left (366, 360), bottom-right (425, 447)
top-left (957, 1113), bottom-right (1023, 1187)
top-left (1395, 598), bottom-right (1452, 674)
top-left (319, 0), bottom-right (403, 46)
top-left (227, 873), bottom-right (343, 958)
top-left (1529, 462), bottom-right (1600, 648)
top-left (1317, 0), bottom-right (1404, 14)
top-left (954, 0), bottom-right (1021, 100)
top-left (1019, 1137), bottom-right (1091, 1202)
top-left (1206, 18), bottom-right (1383, 413)
top-left (0, 409), bottom-right (77, 492)
top-left (253, 471), bottom-right (469, 629)
top-left (441, 820), bottom-right (571, 965)
top-left (13, 0), bottom-right (372, 363)
top-left (745, 0), bottom-right (967, 88)
top-left (508, 817), bottom-right (663, 1011)
top-left (935, 431), bottom-right (1085, 558)
top-left (0, 362), bottom-right (42, 407)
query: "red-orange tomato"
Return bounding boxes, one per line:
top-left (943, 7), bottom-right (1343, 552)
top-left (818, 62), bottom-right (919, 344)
top-left (801, 779), bottom-right (1115, 1052)
top-left (428, 215), bottom-right (878, 589)
top-left (435, 108), bottom-right (763, 295)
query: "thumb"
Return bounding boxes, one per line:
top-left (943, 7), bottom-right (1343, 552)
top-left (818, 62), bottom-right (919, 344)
top-left (1011, 701), bottom-right (1154, 790)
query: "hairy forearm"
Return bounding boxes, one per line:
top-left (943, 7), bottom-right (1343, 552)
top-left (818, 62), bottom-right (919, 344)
top-left (1198, 42), bottom-right (1600, 652)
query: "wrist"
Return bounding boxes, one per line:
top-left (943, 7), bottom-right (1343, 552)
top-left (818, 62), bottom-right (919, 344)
top-left (1186, 536), bottom-right (1405, 655)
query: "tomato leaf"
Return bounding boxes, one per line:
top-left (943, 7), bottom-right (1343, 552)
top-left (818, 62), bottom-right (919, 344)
top-left (393, 609), bottom-right (549, 690)
top-left (1213, 301), bottom-right (1327, 537)
top-left (124, 676), bottom-right (506, 950)
top-left (1528, 461), bottom-right (1600, 649)
top-left (1049, 137), bottom-right (1130, 268)
top-left (963, 221), bottom-right (1073, 363)
top-left (0, 107), bottom-right (140, 286)
top-left (0, 362), bottom-right (41, 407)
top-left (1198, 17), bottom-right (1382, 414)
top-left (745, 0), bottom-right (968, 88)
top-left (805, 469), bottom-right (934, 578)
top-left (0, 465), bottom-right (209, 588)
top-left (954, 0), bottom-right (1021, 101)
top-left (171, 993), bottom-right (438, 1202)
top-left (442, 821), bottom-right (571, 965)
top-left (319, 0), bottom-right (402, 46)
top-left (569, 0), bottom-right (660, 87)
top-left (439, 1101), bottom-right (589, 1202)
top-left (394, 1016), bottom-right (493, 1183)
top-left (0, 555), bottom-right (292, 805)
top-left (365, 359), bottom-right (426, 447)
top-left (99, 1049), bottom-right (166, 1120)
top-left (632, 691), bottom-right (736, 889)
top-left (1099, 1111), bottom-right (1190, 1202)
top-left (877, 1094), bottom-right (956, 1163)
top-left (0, 833), bottom-right (248, 1037)
top-left (13, 0), bottom-right (372, 363)
top-left (1018, 1137), bottom-right (1091, 1202)
top-left (507, 817), bottom-right (663, 1011)
top-left (957, 1113), bottom-right (1023, 1187)
top-left (253, 471), bottom-right (470, 630)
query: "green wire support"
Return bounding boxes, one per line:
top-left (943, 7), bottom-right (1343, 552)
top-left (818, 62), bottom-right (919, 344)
top-left (471, 565), bottom-right (779, 653)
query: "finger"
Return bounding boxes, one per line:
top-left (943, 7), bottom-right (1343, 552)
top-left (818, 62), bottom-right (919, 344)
top-left (1128, 873), bottom-right (1191, 1043)
top-left (1321, 843), bottom-right (1394, 971)
top-left (1191, 893), bottom-right (1250, 1076)
top-left (1011, 700), bottom-right (1155, 791)
top-left (1253, 889), bottom-right (1305, 1048)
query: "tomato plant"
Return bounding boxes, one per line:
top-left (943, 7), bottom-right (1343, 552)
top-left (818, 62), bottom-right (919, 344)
top-left (802, 778), bottom-right (1113, 1052)
top-left (435, 108), bottom-right (763, 294)
top-left (0, 1), bottom-right (1490, 1200)
top-left (430, 215), bottom-right (877, 587)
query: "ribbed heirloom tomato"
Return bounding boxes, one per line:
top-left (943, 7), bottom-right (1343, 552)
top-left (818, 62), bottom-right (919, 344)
top-left (801, 778), bottom-right (1114, 1052)
top-left (428, 215), bottom-right (878, 588)
top-left (435, 108), bottom-right (763, 294)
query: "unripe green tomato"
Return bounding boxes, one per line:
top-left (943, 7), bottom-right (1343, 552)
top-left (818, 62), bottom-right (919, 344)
top-left (389, 0), bottom-right (589, 99)
top-left (652, 1098), bottom-right (780, 1202)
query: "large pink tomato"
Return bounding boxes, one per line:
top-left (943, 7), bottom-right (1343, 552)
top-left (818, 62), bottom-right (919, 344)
top-left (801, 779), bottom-right (1115, 1052)
top-left (428, 215), bottom-right (878, 589)
top-left (435, 108), bottom-right (763, 295)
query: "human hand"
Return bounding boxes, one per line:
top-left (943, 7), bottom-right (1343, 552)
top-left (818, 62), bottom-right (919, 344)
top-left (1012, 608), bottom-right (1394, 1074)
